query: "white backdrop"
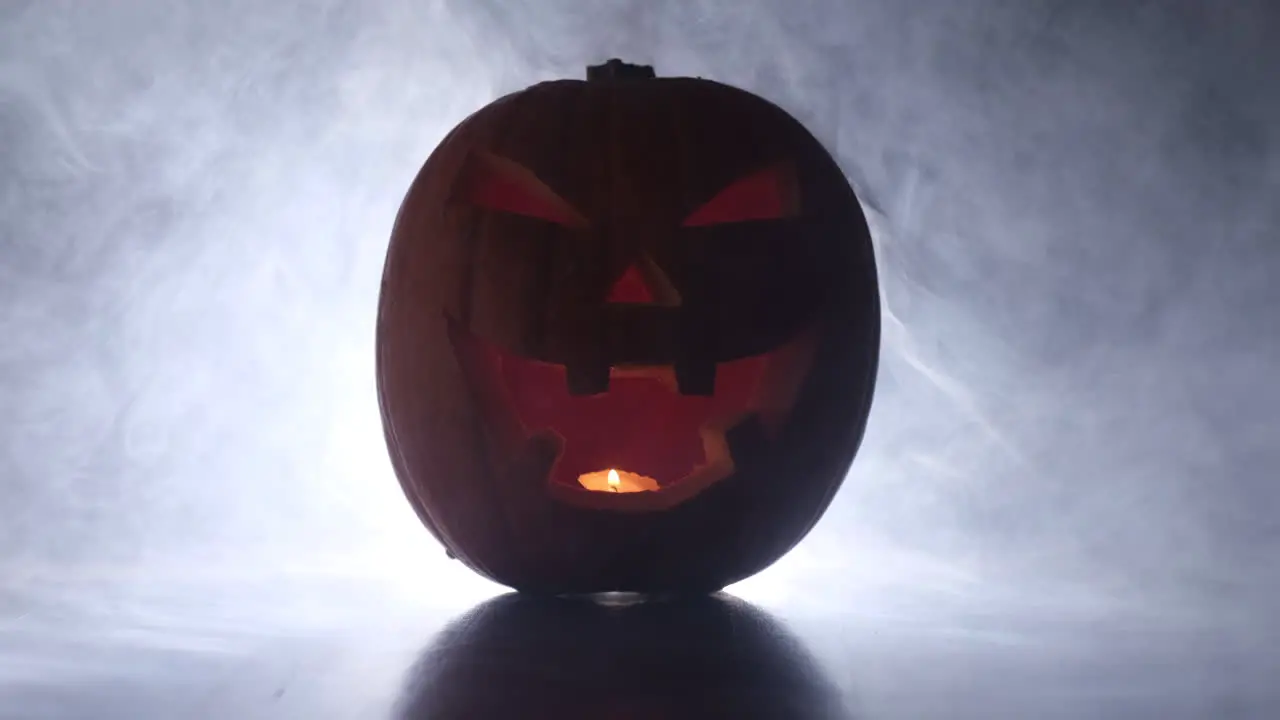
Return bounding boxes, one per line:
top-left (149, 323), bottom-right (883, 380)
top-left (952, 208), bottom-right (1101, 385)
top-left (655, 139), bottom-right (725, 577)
top-left (2, 0), bottom-right (1277, 654)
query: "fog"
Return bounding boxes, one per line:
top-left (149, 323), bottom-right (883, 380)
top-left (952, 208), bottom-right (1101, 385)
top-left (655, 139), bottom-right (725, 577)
top-left (2, 0), bottom-right (1279, 710)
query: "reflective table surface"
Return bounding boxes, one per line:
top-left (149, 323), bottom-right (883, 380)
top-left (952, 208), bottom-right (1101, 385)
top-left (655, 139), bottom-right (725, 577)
top-left (4, 563), bottom-right (1278, 719)
top-left (2, 0), bottom-right (1278, 717)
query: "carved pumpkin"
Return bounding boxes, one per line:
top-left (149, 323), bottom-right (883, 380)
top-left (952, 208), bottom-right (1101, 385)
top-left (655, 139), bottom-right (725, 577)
top-left (377, 59), bottom-right (879, 594)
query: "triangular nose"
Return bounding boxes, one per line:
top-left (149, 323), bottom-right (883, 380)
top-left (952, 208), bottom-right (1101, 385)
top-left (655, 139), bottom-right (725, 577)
top-left (607, 263), bottom-right (655, 304)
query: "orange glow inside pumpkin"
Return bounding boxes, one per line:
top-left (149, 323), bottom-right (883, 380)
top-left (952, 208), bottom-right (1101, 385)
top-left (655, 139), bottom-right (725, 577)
top-left (448, 315), bottom-right (820, 494)
top-left (444, 159), bottom-right (813, 498)
top-left (578, 468), bottom-right (660, 493)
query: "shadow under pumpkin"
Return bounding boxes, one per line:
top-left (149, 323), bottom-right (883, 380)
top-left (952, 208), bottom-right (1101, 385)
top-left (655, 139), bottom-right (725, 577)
top-left (394, 593), bottom-right (855, 720)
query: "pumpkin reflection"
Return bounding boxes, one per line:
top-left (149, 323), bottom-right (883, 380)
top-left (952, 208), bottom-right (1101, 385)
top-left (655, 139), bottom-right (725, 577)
top-left (396, 593), bottom-right (852, 719)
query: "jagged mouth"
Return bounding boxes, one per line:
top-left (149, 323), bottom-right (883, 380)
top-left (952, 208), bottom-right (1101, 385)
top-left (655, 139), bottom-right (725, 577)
top-left (446, 314), bottom-right (817, 511)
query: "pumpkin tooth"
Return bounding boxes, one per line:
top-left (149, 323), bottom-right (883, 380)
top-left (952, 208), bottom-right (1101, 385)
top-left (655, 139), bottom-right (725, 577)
top-left (565, 361), bottom-right (611, 396)
top-left (674, 358), bottom-right (716, 396)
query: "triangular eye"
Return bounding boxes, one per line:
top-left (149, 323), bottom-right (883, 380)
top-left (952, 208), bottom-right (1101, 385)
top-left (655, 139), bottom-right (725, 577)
top-left (682, 162), bottom-right (800, 227)
top-left (456, 150), bottom-right (589, 228)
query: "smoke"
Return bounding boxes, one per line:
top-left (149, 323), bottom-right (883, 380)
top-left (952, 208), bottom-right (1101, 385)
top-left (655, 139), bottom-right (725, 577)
top-left (1, 0), bottom-right (1278, 626)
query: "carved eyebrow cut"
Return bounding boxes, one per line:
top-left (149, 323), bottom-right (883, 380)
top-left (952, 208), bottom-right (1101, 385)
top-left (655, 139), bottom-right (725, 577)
top-left (682, 161), bottom-right (800, 227)
top-left (456, 149), bottom-right (590, 228)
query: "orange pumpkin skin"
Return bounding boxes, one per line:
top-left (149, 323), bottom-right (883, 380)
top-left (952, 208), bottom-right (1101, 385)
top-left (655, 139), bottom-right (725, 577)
top-left (377, 60), bottom-right (879, 595)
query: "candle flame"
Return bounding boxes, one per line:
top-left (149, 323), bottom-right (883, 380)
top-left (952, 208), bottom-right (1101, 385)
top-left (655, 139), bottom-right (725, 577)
top-left (576, 468), bottom-right (658, 494)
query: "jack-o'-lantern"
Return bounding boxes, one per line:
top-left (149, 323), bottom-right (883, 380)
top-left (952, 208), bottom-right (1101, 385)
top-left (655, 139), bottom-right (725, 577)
top-left (377, 59), bottom-right (879, 594)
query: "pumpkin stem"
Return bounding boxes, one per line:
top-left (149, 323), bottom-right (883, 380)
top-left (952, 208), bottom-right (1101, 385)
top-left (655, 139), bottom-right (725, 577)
top-left (587, 59), bottom-right (656, 81)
